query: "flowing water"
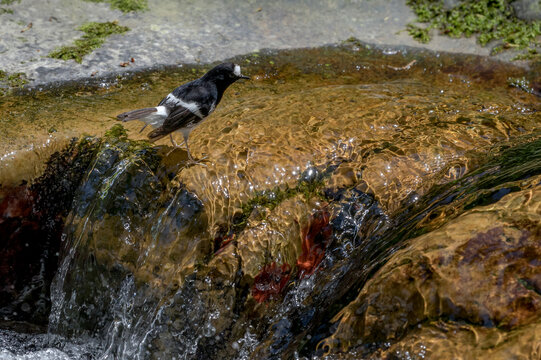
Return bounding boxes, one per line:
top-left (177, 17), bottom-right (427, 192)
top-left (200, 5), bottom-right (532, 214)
top-left (0, 43), bottom-right (540, 359)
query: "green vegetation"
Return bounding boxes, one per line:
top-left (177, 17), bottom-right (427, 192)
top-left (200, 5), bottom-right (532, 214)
top-left (0, 0), bottom-right (18, 14)
top-left (0, 70), bottom-right (28, 88)
top-left (242, 179), bottom-right (325, 214)
top-left (49, 21), bottom-right (130, 63)
top-left (406, 0), bottom-right (541, 60)
top-left (104, 123), bottom-right (130, 140)
top-left (84, 0), bottom-right (147, 13)
top-left (104, 124), bottom-right (156, 155)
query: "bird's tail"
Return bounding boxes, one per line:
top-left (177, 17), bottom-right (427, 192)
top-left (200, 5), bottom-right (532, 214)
top-left (116, 107), bottom-right (157, 122)
top-left (147, 127), bottom-right (169, 142)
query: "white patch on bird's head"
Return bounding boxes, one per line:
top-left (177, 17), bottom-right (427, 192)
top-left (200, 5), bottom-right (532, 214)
top-left (234, 64), bottom-right (241, 77)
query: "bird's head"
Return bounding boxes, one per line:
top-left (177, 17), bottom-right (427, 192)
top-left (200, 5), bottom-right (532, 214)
top-left (203, 63), bottom-right (250, 86)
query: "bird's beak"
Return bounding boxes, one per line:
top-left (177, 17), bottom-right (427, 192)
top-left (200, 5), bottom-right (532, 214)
top-left (239, 75), bottom-right (251, 80)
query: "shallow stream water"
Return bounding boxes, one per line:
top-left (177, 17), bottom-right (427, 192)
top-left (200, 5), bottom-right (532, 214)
top-left (0, 43), bottom-right (540, 359)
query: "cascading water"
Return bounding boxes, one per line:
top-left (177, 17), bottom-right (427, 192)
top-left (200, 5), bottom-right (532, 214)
top-left (1, 44), bottom-right (540, 359)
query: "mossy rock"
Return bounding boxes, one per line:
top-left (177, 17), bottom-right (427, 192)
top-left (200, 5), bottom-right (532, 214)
top-left (49, 21), bottom-right (130, 63)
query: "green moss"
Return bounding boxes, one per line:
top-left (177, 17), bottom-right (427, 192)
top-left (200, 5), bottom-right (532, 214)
top-left (49, 21), bottom-right (129, 63)
top-left (104, 123), bottom-right (129, 140)
top-left (229, 169), bottom-right (330, 234)
top-left (0, 0), bottom-right (17, 13)
top-left (518, 278), bottom-right (541, 295)
top-left (83, 0), bottom-right (147, 13)
top-left (510, 48), bottom-right (539, 61)
top-left (104, 124), bottom-right (156, 159)
top-left (0, 70), bottom-right (28, 88)
top-left (111, 0), bottom-right (147, 12)
top-left (406, 24), bottom-right (432, 43)
top-left (406, 0), bottom-right (541, 60)
top-left (342, 37), bottom-right (362, 46)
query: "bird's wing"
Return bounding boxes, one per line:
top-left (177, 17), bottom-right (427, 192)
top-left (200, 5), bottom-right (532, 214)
top-left (160, 106), bottom-right (201, 133)
top-left (159, 81), bottom-right (217, 117)
top-left (147, 105), bottom-right (201, 141)
top-left (158, 93), bottom-right (177, 107)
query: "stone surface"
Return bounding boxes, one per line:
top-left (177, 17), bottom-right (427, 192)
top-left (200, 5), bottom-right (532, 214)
top-left (512, 0), bottom-right (541, 21)
top-left (0, 139), bottom-right (98, 325)
top-left (1, 46), bottom-right (540, 358)
top-left (0, 0), bottom-right (515, 88)
top-left (367, 321), bottom-right (541, 360)
top-left (321, 182), bottom-right (541, 353)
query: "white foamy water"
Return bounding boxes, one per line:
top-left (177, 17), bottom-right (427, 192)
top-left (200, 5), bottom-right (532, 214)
top-left (0, 349), bottom-right (72, 360)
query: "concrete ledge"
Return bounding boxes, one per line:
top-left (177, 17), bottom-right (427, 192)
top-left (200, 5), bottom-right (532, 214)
top-left (0, 0), bottom-right (522, 88)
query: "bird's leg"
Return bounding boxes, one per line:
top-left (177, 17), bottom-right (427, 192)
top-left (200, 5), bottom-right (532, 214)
top-left (183, 133), bottom-right (195, 162)
top-left (165, 134), bottom-right (186, 157)
top-left (182, 133), bottom-right (207, 167)
top-left (170, 134), bottom-right (185, 148)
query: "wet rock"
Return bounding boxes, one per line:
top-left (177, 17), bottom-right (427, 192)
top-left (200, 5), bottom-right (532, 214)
top-left (6, 47), bottom-right (537, 359)
top-left (367, 321), bottom-right (541, 360)
top-left (48, 128), bottom-right (212, 339)
top-left (0, 138), bottom-right (98, 326)
top-left (252, 263), bottom-right (292, 303)
top-left (214, 187), bottom-right (391, 360)
top-left (322, 184), bottom-right (541, 353)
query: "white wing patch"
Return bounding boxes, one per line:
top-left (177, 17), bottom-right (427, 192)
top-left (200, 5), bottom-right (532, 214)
top-left (234, 65), bottom-right (241, 77)
top-left (155, 106), bottom-right (169, 117)
top-left (166, 93), bottom-right (204, 118)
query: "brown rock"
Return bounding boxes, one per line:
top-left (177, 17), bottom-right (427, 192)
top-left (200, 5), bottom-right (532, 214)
top-left (322, 183), bottom-right (541, 352)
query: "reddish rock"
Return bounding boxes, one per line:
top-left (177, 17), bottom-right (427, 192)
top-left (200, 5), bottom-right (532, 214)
top-left (297, 209), bottom-right (332, 277)
top-left (252, 262), bottom-right (292, 303)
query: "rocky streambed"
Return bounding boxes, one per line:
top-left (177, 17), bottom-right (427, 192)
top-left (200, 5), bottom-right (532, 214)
top-left (0, 43), bottom-right (540, 359)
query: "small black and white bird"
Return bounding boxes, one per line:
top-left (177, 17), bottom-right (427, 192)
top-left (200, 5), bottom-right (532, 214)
top-left (117, 62), bottom-right (250, 161)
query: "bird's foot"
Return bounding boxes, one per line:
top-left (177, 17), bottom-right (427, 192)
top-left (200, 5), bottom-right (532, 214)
top-left (183, 156), bottom-right (208, 168)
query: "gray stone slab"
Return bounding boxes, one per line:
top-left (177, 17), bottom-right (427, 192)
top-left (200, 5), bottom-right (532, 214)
top-left (0, 0), bottom-right (517, 88)
top-left (512, 0), bottom-right (541, 21)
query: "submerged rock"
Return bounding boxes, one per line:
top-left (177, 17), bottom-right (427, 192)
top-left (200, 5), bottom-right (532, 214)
top-left (40, 88), bottom-right (541, 359)
top-left (49, 126), bottom-right (211, 338)
top-left (2, 46), bottom-right (539, 359)
top-left (369, 320), bottom-right (541, 360)
top-left (0, 138), bottom-right (98, 327)
top-left (322, 181), bottom-right (541, 356)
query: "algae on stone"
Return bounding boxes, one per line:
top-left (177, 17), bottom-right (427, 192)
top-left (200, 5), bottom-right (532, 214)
top-left (234, 167), bottom-right (328, 233)
top-left (0, 70), bottom-right (28, 88)
top-left (84, 0), bottom-right (147, 13)
top-left (406, 0), bottom-right (541, 60)
top-left (49, 21), bottom-right (129, 63)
